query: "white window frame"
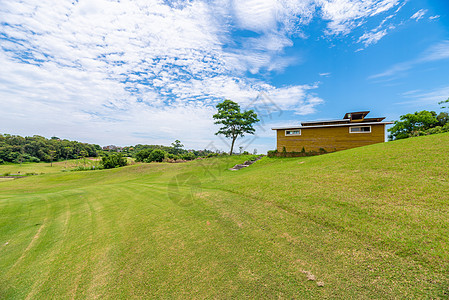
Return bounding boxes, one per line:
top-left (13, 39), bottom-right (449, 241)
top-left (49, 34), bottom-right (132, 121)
top-left (285, 129), bottom-right (301, 136)
top-left (349, 126), bottom-right (371, 133)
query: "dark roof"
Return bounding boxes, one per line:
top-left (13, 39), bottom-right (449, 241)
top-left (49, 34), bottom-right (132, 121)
top-left (343, 111), bottom-right (370, 120)
top-left (273, 110), bottom-right (389, 129)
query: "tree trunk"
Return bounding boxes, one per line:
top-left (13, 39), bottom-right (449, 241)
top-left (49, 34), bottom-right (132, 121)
top-left (229, 136), bottom-right (236, 155)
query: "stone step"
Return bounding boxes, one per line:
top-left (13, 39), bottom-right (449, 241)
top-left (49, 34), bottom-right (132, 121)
top-left (229, 156), bottom-right (264, 171)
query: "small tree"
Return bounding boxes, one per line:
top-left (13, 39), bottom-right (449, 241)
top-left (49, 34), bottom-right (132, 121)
top-left (135, 148), bottom-right (153, 162)
top-left (213, 100), bottom-right (259, 155)
top-left (49, 149), bottom-right (57, 167)
top-left (101, 153), bottom-right (127, 169)
top-left (146, 149), bottom-right (166, 162)
top-left (181, 152), bottom-right (195, 161)
top-left (171, 140), bottom-right (184, 155)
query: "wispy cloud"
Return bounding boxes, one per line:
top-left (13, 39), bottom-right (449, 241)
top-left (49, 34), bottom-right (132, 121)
top-left (358, 29), bottom-right (388, 47)
top-left (395, 86), bottom-right (449, 107)
top-left (370, 40), bottom-right (449, 79)
top-left (318, 0), bottom-right (401, 35)
top-left (410, 9), bottom-right (427, 21)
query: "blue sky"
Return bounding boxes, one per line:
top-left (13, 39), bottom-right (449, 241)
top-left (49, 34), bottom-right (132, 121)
top-left (1, 0), bottom-right (448, 153)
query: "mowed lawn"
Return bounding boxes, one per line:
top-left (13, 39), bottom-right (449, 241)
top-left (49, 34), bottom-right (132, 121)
top-left (1, 133), bottom-right (448, 298)
top-left (0, 158), bottom-right (103, 175)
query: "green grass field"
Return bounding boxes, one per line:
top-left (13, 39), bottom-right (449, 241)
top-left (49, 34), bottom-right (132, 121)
top-left (0, 158), bottom-right (102, 175)
top-left (1, 133), bottom-right (448, 298)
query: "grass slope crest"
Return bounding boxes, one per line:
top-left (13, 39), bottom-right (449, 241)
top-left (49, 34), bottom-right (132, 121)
top-left (0, 133), bottom-right (448, 298)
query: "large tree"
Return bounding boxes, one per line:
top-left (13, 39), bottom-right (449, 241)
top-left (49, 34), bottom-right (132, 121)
top-left (213, 100), bottom-right (259, 155)
top-left (388, 110), bottom-right (439, 140)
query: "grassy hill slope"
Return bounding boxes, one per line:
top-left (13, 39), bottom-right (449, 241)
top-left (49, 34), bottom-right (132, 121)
top-left (0, 133), bottom-right (448, 298)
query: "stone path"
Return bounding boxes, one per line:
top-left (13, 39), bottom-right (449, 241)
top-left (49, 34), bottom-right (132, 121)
top-left (229, 156), bottom-right (263, 171)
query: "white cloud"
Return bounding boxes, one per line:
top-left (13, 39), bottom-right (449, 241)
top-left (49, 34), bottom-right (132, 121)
top-left (420, 40), bottom-right (449, 62)
top-left (0, 0), bottom-right (404, 150)
top-left (318, 0), bottom-right (400, 35)
top-left (356, 8), bottom-right (400, 50)
top-left (370, 40), bottom-right (449, 79)
top-left (319, 72), bottom-right (331, 76)
top-left (358, 29), bottom-right (388, 47)
top-left (232, 0), bottom-right (278, 32)
top-left (395, 86), bottom-right (449, 107)
top-left (410, 9), bottom-right (427, 21)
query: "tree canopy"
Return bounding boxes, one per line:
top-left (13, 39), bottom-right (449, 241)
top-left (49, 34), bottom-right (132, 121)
top-left (171, 140), bottom-right (185, 155)
top-left (101, 153), bottom-right (127, 169)
top-left (0, 134), bottom-right (100, 164)
top-left (388, 110), bottom-right (449, 140)
top-left (213, 100), bottom-right (259, 155)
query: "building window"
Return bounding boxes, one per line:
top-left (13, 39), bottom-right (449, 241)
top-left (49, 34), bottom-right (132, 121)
top-left (285, 130), bottom-right (301, 136)
top-left (349, 126), bottom-right (371, 133)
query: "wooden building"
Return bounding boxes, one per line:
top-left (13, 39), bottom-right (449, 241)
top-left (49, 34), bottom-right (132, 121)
top-left (272, 111), bottom-right (393, 153)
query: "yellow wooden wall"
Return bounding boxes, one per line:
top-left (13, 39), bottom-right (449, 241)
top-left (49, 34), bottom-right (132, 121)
top-left (276, 124), bottom-right (386, 152)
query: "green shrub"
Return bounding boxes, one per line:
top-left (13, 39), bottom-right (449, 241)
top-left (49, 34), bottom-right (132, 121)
top-left (135, 149), bottom-right (153, 162)
top-left (180, 152), bottom-right (195, 161)
top-left (145, 149), bottom-right (166, 163)
top-left (267, 150), bottom-right (277, 157)
top-left (71, 166), bottom-right (101, 172)
top-left (166, 153), bottom-right (179, 160)
top-left (101, 153), bottom-right (127, 169)
top-left (247, 155), bottom-right (258, 161)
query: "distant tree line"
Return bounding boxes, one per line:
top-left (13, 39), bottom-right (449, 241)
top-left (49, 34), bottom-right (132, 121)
top-left (0, 134), bottom-right (219, 165)
top-left (388, 99), bottom-right (449, 140)
top-left (0, 134), bottom-right (100, 164)
top-left (133, 140), bottom-right (215, 163)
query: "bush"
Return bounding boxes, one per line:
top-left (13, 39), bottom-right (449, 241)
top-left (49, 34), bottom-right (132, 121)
top-left (101, 153), bottom-right (127, 169)
top-left (180, 152), bottom-right (195, 161)
top-left (71, 166), bottom-right (100, 172)
top-left (207, 153), bottom-right (218, 158)
top-left (247, 155), bottom-right (258, 161)
top-left (145, 149), bottom-right (166, 162)
top-left (267, 150), bottom-right (277, 157)
top-left (135, 149), bottom-right (153, 162)
top-left (166, 153), bottom-right (179, 160)
top-left (0, 159), bottom-right (3, 164)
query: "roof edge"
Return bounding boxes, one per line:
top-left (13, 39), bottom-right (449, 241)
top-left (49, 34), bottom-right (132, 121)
top-left (271, 121), bottom-right (394, 130)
